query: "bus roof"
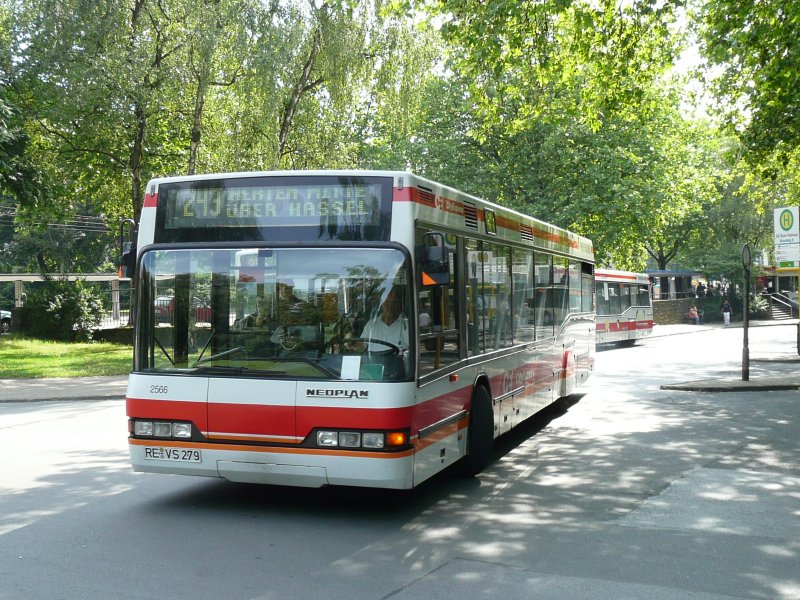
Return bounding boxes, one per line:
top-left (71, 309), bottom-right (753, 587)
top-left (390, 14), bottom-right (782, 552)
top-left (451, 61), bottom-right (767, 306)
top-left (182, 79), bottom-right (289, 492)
top-left (144, 170), bottom-right (594, 262)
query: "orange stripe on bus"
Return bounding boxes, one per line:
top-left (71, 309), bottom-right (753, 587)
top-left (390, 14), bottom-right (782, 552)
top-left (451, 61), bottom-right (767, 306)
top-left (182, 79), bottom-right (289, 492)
top-left (129, 437), bottom-right (414, 459)
top-left (414, 417), bottom-right (468, 452)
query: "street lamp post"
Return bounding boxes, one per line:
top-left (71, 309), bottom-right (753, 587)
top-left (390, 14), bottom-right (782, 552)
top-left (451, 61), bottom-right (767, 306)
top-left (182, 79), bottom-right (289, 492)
top-left (742, 244), bottom-right (751, 381)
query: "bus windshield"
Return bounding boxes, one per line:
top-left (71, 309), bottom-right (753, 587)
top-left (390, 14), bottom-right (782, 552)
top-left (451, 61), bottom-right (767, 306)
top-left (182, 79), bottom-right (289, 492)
top-left (137, 247), bottom-right (411, 382)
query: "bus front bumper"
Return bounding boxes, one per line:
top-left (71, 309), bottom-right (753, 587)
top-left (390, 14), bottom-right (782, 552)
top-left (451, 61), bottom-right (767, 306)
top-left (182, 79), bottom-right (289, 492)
top-left (129, 439), bottom-right (415, 489)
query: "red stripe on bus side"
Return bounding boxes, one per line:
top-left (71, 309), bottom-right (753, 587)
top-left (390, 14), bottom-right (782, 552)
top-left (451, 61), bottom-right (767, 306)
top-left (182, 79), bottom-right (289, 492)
top-left (394, 186), bottom-right (581, 251)
top-left (414, 386), bottom-right (472, 433)
top-left (595, 273), bottom-right (640, 282)
top-left (127, 360), bottom-right (566, 445)
top-left (129, 390), bottom-right (471, 442)
top-left (392, 187), bottom-right (413, 202)
top-left (598, 320), bottom-right (653, 333)
top-left (143, 192), bottom-right (158, 208)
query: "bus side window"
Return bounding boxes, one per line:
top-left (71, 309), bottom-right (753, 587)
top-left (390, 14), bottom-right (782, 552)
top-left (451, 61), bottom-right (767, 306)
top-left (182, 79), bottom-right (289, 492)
top-left (465, 238), bottom-right (483, 356)
top-left (482, 241), bottom-right (512, 351)
top-left (512, 248), bottom-right (535, 343)
top-left (416, 228), bottom-right (460, 376)
top-left (551, 257), bottom-right (569, 327)
top-left (534, 253), bottom-right (553, 339)
top-left (609, 283), bottom-right (622, 314)
top-left (568, 261), bottom-right (582, 313)
top-left (581, 262), bottom-right (594, 313)
top-left (620, 283), bottom-right (632, 312)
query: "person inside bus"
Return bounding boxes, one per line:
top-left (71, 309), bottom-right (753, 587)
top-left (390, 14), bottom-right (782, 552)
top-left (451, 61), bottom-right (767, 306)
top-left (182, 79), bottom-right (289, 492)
top-left (361, 288), bottom-right (409, 352)
top-left (353, 287), bottom-right (409, 379)
top-left (418, 297), bottom-right (437, 351)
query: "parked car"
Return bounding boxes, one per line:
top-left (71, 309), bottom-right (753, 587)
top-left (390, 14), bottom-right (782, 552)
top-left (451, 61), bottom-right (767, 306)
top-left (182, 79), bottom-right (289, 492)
top-left (1, 309), bottom-right (10, 334)
top-left (153, 296), bottom-right (212, 323)
top-left (154, 296), bottom-right (174, 322)
top-left (153, 296), bottom-right (175, 322)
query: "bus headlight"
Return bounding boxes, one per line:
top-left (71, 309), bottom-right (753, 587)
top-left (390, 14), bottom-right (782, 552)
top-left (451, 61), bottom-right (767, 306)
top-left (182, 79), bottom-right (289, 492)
top-left (154, 422), bottom-right (172, 437)
top-left (134, 421), bottom-right (154, 436)
top-left (313, 429), bottom-right (408, 451)
top-left (172, 423), bottom-right (192, 438)
top-left (338, 432), bottom-right (361, 448)
top-left (361, 433), bottom-right (385, 449)
top-left (130, 419), bottom-right (193, 439)
top-left (317, 431), bottom-right (339, 447)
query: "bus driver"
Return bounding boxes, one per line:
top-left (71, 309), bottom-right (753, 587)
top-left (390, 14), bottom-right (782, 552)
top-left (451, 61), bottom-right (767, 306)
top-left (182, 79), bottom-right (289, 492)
top-left (361, 288), bottom-right (408, 352)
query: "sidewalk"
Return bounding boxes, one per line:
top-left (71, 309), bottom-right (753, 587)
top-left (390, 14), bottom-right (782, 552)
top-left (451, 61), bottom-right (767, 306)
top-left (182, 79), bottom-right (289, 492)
top-left (651, 320), bottom-right (800, 392)
top-left (1, 320), bottom-right (798, 402)
top-left (0, 374), bottom-right (129, 403)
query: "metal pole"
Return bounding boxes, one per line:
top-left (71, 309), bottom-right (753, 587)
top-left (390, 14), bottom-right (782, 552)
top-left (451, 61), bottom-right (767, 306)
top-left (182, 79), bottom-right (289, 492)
top-left (743, 267), bottom-right (750, 381)
top-left (742, 244), bottom-right (751, 382)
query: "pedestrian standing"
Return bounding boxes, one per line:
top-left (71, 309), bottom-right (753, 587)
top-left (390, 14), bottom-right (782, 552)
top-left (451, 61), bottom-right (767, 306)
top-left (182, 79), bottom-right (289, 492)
top-left (721, 298), bottom-right (732, 326)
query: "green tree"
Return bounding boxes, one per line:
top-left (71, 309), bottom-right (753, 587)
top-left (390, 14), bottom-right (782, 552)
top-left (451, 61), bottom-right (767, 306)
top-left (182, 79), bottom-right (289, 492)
top-left (395, 0), bottom-right (685, 133)
top-left (377, 0), bottom-right (721, 271)
top-left (4, 0), bottom-right (414, 274)
top-left (698, 0), bottom-right (800, 165)
top-left (20, 278), bottom-right (103, 341)
top-left (680, 151), bottom-right (790, 288)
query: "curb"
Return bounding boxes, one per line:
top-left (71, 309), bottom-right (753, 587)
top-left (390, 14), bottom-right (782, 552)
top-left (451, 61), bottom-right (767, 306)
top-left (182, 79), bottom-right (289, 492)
top-left (0, 394), bottom-right (127, 404)
top-left (660, 381), bottom-right (800, 392)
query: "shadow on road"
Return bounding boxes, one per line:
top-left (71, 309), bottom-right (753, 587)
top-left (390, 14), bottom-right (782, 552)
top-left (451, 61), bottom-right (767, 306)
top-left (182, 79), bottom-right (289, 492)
top-left (138, 395), bottom-right (586, 522)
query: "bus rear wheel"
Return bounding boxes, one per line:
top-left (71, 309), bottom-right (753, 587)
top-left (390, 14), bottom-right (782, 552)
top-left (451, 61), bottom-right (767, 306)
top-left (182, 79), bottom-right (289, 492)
top-left (457, 385), bottom-right (494, 477)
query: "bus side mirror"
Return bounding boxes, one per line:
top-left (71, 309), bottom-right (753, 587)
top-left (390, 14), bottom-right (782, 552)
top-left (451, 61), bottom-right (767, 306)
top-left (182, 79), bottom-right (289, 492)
top-left (417, 232), bottom-right (450, 286)
top-left (119, 241), bottom-right (137, 279)
top-left (118, 219), bottom-right (137, 278)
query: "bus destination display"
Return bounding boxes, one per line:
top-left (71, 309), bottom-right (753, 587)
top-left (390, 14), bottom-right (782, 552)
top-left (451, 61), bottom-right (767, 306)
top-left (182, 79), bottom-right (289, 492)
top-left (163, 182), bottom-right (384, 229)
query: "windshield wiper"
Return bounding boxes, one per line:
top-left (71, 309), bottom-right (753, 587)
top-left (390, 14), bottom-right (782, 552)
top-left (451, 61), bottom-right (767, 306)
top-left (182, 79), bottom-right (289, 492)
top-left (193, 345), bottom-right (246, 366)
top-left (193, 328), bottom-right (215, 365)
top-left (267, 356), bottom-right (339, 379)
top-left (192, 365), bottom-right (287, 376)
top-left (155, 336), bottom-right (174, 366)
top-left (192, 365), bottom-right (245, 375)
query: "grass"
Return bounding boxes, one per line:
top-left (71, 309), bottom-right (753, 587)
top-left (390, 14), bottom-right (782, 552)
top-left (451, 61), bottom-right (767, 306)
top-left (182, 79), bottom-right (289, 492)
top-left (0, 335), bottom-right (132, 379)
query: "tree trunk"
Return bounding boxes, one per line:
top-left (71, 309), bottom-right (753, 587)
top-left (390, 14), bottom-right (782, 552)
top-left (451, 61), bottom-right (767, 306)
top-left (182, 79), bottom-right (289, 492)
top-left (277, 25), bottom-right (324, 162)
top-left (188, 79), bottom-right (206, 176)
top-left (130, 103), bottom-right (146, 222)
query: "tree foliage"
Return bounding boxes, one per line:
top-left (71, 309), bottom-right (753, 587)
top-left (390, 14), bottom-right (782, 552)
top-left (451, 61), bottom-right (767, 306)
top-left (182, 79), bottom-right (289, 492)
top-left (698, 0), bottom-right (800, 165)
top-left (2, 0), bottom-right (433, 273)
top-left (379, 1), bottom-right (717, 271)
top-left (19, 278), bottom-right (104, 341)
top-left (393, 0), bottom-right (685, 132)
top-left (0, 0), bottom-right (793, 286)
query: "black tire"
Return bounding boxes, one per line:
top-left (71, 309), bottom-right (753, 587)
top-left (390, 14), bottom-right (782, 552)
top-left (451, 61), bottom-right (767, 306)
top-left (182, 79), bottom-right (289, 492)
top-left (0, 319), bottom-right (9, 334)
top-left (457, 385), bottom-right (495, 476)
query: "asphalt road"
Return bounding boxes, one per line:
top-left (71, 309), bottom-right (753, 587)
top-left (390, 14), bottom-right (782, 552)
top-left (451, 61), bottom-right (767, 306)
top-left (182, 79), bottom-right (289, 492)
top-left (0, 323), bottom-right (798, 599)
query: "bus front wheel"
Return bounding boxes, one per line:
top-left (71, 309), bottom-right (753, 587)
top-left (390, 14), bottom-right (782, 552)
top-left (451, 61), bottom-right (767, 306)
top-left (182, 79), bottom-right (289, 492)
top-left (457, 385), bottom-right (494, 476)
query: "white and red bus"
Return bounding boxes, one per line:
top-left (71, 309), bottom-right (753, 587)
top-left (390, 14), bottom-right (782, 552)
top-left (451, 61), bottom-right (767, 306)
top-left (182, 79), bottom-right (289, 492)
top-left (594, 269), bottom-right (653, 347)
top-left (123, 170), bottom-right (595, 489)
